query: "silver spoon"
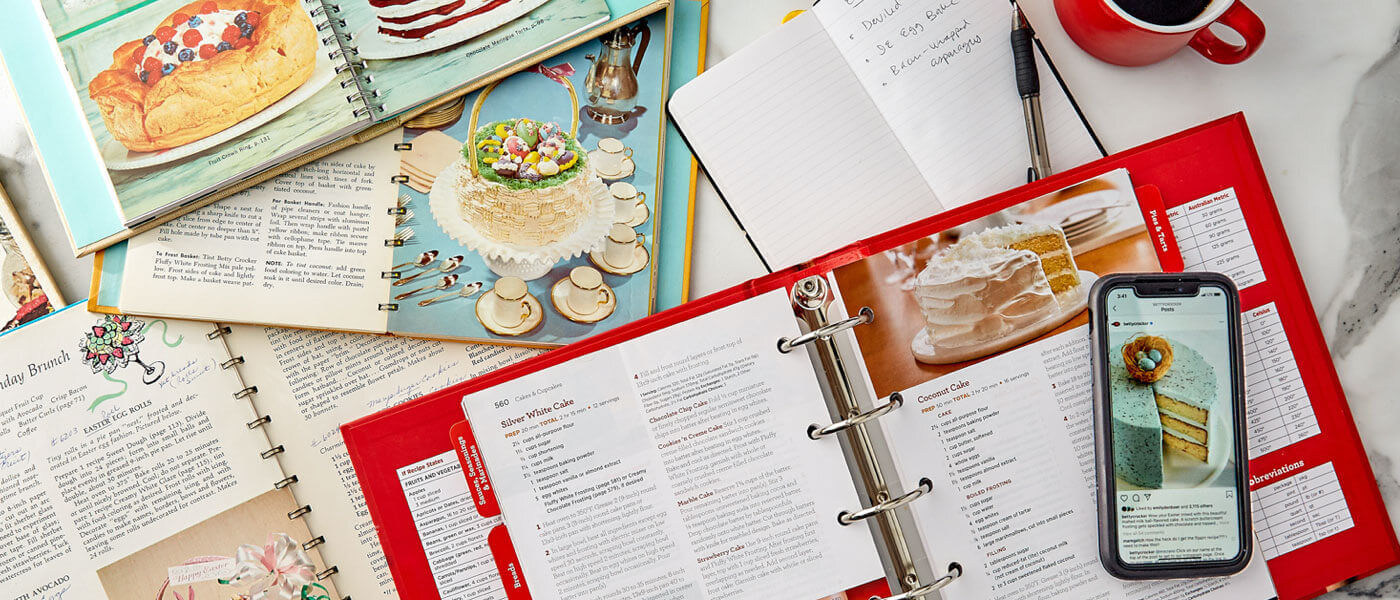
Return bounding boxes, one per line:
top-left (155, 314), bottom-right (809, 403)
top-left (395, 275), bottom-right (459, 300)
top-left (392, 250), bottom-right (438, 271)
top-left (418, 281), bottom-right (483, 306)
top-left (394, 255), bottom-right (464, 286)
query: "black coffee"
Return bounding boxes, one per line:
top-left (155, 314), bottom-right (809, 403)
top-left (1112, 0), bottom-right (1211, 26)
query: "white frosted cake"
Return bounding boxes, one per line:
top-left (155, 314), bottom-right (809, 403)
top-left (457, 118), bottom-right (593, 246)
top-left (913, 224), bottom-right (1081, 352)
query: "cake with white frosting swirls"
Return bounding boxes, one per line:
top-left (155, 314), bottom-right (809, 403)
top-left (913, 224), bottom-right (1082, 353)
top-left (457, 118), bottom-right (592, 247)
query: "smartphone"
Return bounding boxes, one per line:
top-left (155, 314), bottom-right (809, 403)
top-left (1089, 272), bottom-right (1251, 579)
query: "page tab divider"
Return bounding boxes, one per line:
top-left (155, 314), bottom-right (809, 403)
top-left (451, 420), bottom-right (501, 519)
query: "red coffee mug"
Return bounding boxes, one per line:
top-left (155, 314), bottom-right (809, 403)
top-left (1054, 0), bottom-right (1265, 66)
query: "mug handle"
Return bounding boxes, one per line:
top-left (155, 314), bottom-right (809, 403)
top-left (520, 301), bottom-right (533, 322)
top-left (1188, 2), bottom-right (1264, 64)
top-left (635, 233), bottom-right (646, 247)
top-left (635, 191), bottom-right (647, 206)
top-left (597, 287), bottom-right (612, 307)
top-left (623, 147), bottom-right (634, 158)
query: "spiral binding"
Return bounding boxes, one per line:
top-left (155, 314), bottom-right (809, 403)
top-left (308, 0), bottom-right (385, 118)
top-left (208, 322), bottom-right (344, 598)
top-left (785, 277), bottom-right (960, 600)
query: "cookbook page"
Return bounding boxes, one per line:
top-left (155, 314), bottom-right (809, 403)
top-left (228, 325), bottom-right (537, 599)
top-left (0, 305), bottom-right (338, 600)
top-left (35, 0), bottom-right (372, 224)
top-left (461, 288), bottom-right (885, 599)
top-left (383, 22), bottom-right (671, 346)
top-left (820, 170), bottom-right (1265, 596)
top-left (879, 330), bottom-right (1277, 600)
top-left (116, 134), bottom-right (400, 333)
top-left (811, 0), bottom-right (1102, 205)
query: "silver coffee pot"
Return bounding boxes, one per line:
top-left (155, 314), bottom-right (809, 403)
top-left (583, 21), bottom-right (650, 124)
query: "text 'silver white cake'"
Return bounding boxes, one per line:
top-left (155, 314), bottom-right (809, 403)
top-left (457, 118), bottom-right (593, 246)
top-left (913, 224), bottom-right (1081, 352)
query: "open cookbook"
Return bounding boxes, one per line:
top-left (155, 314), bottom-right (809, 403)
top-left (341, 116), bottom-right (1399, 600)
top-left (0, 301), bottom-right (541, 600)
top-left (1, 0), bottom-right (672, 256)
top-left (87, 9), bottom-right (688, 347)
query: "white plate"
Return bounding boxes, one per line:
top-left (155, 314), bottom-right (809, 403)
top-left (1013, 189), bottom-right (1125, 226)
top-left (912, 270), bottom-right (1098, 364)
top-left (101, 49), bottom-right (337, 171)
top-left (355, 0), bottom-right (550, 60)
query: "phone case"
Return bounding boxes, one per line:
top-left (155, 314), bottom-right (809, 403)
top-left (1089, 272), bottom-right (1254, 579)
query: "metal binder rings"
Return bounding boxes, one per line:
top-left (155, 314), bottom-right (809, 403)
top-left (207, 323), bottom-right (343, 597)
top-left (786, 277), bottom-right (961, 600)
top-left (809, 392), bottom-right (902, 440)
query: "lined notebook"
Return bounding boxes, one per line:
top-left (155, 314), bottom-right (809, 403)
top-left (668, 0), bottom-right (1102, 270)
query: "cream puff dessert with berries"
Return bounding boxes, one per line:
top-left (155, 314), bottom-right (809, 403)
top-left (88, 0), bottom-right (317, 152)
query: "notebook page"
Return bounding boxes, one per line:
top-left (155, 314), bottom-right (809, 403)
top-left (814, 0), bottom-right (1103, 206)
top-left (668, 12), bottom-right (938, 270)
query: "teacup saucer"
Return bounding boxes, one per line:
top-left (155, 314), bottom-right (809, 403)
top-left (476, 291), bottom-right (544, 336)
top-left (616, 202), bottom-right (649, 227)
top-left (589, 151), bottom-right (636, 180)
top-left (550, 279), bottom-right (617, 323)
top-left (589, 243), bottom-right (650, 276)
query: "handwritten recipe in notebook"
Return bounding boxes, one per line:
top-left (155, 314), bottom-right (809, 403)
top-left (669, 0), bottom-right (1101, 269)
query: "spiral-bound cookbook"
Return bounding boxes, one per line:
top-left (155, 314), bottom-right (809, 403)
top-left (1, 0), bottom-right (673, 255)
top-left (0, 301), bottom-right (540, 599)
top-left (86, 9), bottom-right (686, 348)
top-left (343, 116), bottom-right (1398, 600)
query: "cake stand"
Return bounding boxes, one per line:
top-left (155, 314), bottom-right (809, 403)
top-left (428, 160), bottom-right (616, 280)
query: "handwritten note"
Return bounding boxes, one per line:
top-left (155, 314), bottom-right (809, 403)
top-left (814, 0), bottom-right (1102, 206)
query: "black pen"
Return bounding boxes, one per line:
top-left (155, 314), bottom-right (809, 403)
top-left (1011, 5), bottom-right (1052, 182)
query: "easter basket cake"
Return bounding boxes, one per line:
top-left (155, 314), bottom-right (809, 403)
top-left (456, 75), bottom-right (598, 247)
top-left (428, 69), bottom-right (613, 280)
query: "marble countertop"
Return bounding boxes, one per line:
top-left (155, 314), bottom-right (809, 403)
top-left (2, 0), bottom-right (1397, 595)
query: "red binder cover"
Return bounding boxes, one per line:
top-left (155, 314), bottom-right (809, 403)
top-left (343, 114), bottom-right (1399, 600)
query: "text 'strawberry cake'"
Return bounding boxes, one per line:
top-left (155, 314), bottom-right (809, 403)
top-left (457, 118), bottom-right (593, 246)
top-left (88, 0), bottom-right (317, 152)
top-left (370, 0), bottom-right (517, 41)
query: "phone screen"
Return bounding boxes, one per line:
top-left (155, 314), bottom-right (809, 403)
top-left (1103, 283), bottom-right (1245, 566)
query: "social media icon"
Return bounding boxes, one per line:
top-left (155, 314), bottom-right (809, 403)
top-left (1132, 494), bottom-right (1141, 503)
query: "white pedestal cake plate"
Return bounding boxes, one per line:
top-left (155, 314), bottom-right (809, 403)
top-left (428, 159), bottom-right (615, 280)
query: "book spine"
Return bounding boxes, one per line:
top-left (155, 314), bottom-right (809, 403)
top-left (309, 0), bottom-right (383, 119)
top-left (206, 324), bottom-right (345, 597)
top-left (783, 276), bottom-right (961, 600)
